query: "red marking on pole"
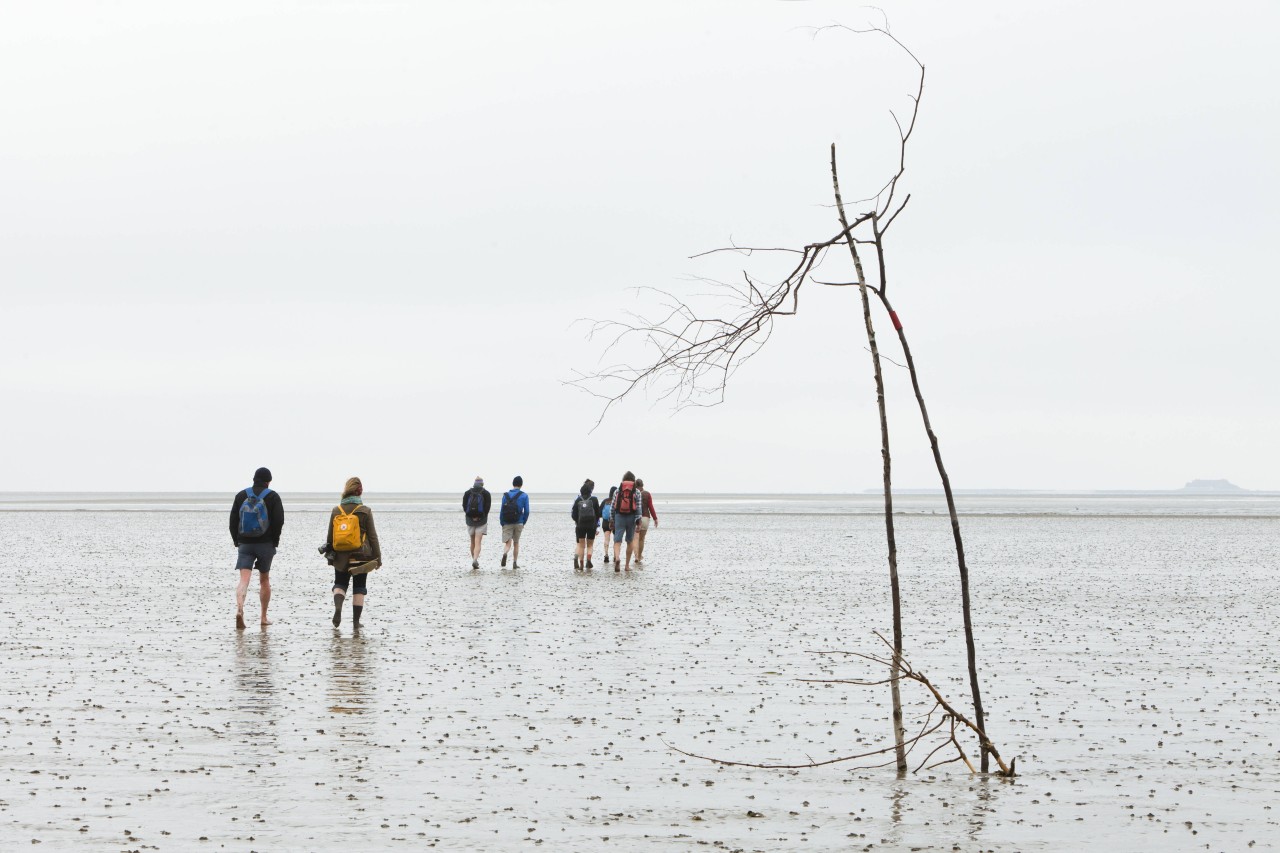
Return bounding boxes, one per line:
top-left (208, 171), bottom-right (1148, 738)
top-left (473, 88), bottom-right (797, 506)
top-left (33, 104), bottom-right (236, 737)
top-left (890, 311), bottom-right (903, 331)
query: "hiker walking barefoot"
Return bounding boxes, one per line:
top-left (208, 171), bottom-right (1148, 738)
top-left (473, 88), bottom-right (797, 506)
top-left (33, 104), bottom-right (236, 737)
top-left (499, 476), bottom-right (530, 569)
top-left (462, 476), bottom-right (491, 569)
top-left (230, 466), bottom-right (284, 629)
top-left (327, 477), bottom-right (381, 628)
top-left (634, 478), bottom-right (659, 563)
top-left (571, 479), bottom-right (601, 571)
top-left (600, 486), bottom-right (616, 564)
top-left (610, 471), bottom-right (641, 572)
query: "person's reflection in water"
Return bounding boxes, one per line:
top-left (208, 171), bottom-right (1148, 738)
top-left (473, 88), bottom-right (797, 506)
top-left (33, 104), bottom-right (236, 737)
top-left (328, 626), bottom-right (373, 717)
top-left (327, 628), bottom-right (374, 794)
top-left (233, 628), bottom-right (278, 757)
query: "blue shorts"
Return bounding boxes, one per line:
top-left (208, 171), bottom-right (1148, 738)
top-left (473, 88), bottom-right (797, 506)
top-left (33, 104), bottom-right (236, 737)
top-left (612, 513), bottom-right (638, 543)
top-left (236, 542), bottom-right (276, 572)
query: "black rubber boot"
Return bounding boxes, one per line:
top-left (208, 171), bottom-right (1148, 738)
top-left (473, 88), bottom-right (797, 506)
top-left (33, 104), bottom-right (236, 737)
top-left (332, 593), bottom-right (344, 627)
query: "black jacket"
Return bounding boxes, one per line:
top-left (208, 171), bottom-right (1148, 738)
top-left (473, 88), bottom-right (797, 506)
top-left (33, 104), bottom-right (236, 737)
top-left (230, 487), bottom-right (285, 547)
top-left (463, 487), bottom-right (492, 524)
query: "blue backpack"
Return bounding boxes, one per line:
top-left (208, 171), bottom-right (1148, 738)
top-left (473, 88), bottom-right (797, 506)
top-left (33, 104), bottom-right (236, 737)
top-left (466, 489), bottom-right (486, 522)
top-left (238, 487), bottom-right (272, 538)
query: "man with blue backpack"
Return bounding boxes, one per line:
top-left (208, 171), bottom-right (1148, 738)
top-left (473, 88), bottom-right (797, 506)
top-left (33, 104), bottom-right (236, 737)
top-left (498, 475), bottom-right (530, 570)
top-left (229, 467), bottom-right (285, 630)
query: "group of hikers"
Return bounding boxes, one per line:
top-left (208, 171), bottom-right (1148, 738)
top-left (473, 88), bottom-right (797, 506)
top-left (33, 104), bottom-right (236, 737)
top-left (460, 471), bottom-right (658, 573)
top-left (227, 467), bottom-right (658, 631)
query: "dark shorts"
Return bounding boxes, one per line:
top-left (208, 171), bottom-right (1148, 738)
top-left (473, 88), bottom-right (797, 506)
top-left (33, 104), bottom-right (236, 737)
top-left (236, 542), bottom-right (276, 572)
top-left (576, 522), bottom-right (597, 542)
top-left (334, 569), bottom-right (368, 595)
top-left (601, 518), bottom-right (614, 533)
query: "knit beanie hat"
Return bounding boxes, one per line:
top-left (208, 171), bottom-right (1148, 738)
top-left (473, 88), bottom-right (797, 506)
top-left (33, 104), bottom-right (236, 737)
top-left (474, 476), bottom-right (484, 488)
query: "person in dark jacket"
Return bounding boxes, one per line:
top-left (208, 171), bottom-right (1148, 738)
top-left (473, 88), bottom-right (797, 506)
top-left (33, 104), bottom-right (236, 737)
top-left (570, 479), bottom-right (601, 571)
top-left (462, 476), bottom-right (492, 570)
top-left (229, 466), bottom-right (285, 630)
top-left (327, 476), bottom-right (382, 629)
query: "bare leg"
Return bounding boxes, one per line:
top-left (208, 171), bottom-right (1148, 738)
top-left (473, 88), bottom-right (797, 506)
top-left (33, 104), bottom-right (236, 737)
top-left (625, 539), bottom-right (635, 571)
top-left (613, 539), bottom-right (622, 563)
top-left (575, 538), bottom-right (585, 567)
top-left (259, 573), bottom-right (272, 625)
top-left (636, 527), bottom-right (648, 562)
top-left (585, 538), bottom-right (594, 566)
top-left (512, 540), bottom-right (520, 568)
top-left (236, 569), bottom-right (251, 629)
top-left (471, 532), bottom-right (484, 560)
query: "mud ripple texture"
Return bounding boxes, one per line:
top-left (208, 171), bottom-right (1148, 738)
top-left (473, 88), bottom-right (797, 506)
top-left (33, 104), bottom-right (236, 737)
top-left (2, 496), bottom-right (1277, 850)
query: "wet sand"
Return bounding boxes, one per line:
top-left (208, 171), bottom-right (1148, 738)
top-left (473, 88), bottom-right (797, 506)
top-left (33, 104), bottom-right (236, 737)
top-left (4, 499), bottom-right (1278, 850)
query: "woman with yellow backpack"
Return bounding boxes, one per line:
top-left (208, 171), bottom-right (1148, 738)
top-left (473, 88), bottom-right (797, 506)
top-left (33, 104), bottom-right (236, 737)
top-left (326, 476), bottom-right (382, 628)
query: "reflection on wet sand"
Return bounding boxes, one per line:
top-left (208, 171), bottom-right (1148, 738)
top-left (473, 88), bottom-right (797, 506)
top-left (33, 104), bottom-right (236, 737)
top-left (232, 628), bottom-right (278, 753)
top-left (328, 628), bottom-right (373, 717)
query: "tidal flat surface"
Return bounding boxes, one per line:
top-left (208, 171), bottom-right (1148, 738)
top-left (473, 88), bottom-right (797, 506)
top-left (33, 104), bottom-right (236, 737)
top-left (3, 494), bottom-right (1278, 851)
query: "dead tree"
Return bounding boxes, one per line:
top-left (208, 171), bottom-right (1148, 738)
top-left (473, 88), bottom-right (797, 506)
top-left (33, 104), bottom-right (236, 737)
top-left (665, 635), bottom-right (1015, 777)
top-left (573, 25), bottom-right (994, 773)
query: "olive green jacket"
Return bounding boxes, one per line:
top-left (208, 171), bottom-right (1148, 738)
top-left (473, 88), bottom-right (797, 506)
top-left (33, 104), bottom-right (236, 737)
top-left (326, 504), bottom-right (382, 574)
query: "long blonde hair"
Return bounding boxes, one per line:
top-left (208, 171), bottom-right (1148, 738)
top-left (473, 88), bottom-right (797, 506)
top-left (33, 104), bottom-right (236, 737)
top-left (342, 477), bottom-right (363, 498)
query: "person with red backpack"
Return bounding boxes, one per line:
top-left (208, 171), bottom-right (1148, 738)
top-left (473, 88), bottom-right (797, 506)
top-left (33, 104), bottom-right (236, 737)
top-left (610, 471), bottom-right (642, 572)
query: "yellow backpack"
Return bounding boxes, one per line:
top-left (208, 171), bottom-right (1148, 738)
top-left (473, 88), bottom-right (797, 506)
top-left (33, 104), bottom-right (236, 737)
top-left (332, 505), bottom-right (364, 552)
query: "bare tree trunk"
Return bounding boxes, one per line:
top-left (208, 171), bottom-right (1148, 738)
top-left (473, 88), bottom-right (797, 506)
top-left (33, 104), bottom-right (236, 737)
top-left (868, 228), bottom-right (990, 769)
top-left (831, 144), bottom-right (906, 773)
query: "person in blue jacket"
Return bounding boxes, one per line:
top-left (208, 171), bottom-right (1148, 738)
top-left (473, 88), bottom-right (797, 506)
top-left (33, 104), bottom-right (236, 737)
top-left (498, 475), bottom-right (530, 569)
top-left (600, 485), bottom-right (617, 564)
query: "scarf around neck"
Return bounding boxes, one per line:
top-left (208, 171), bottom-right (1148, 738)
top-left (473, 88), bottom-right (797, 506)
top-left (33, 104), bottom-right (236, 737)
top-left (340, 496), bottom-right (363, 506)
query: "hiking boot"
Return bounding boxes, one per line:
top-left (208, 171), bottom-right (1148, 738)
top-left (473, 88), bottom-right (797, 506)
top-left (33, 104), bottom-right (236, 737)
top-left (501, 554), bottom-right (508, 567)
top-left (586, 558), bottom-right (594, 570)
top-left (603, 554), bottom-right (610, 564)
top-left (512, 561), bottom-right (519, 570)
top-left (574, 556), bottom-right (581, 571)
top-left (472, 559), bottom-right (480, 570)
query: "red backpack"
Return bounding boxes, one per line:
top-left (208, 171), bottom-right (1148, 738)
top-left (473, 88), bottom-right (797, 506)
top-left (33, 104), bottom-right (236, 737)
top-left (616, 481), bottom-right (637, 514)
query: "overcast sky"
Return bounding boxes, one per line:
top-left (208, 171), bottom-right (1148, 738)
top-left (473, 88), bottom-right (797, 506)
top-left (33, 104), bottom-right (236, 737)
top-left (3, 1), bottom-right (1277, 494)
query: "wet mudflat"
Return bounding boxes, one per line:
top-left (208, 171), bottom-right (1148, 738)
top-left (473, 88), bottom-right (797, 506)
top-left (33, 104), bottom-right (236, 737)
top-left (3, 495), bottom-right (1278, 851)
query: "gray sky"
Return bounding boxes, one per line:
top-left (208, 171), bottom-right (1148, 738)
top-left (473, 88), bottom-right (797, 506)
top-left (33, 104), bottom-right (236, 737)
top-left (3, 1), bottom-right (1277, 493)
